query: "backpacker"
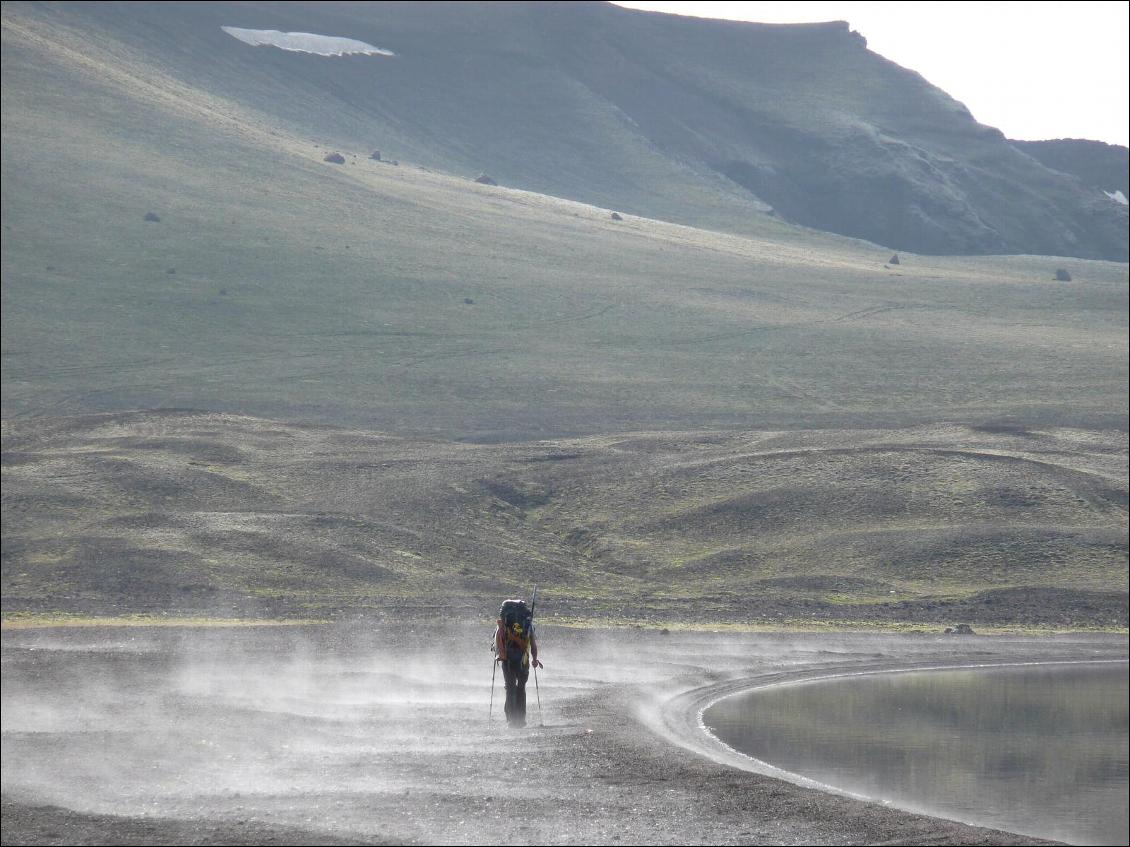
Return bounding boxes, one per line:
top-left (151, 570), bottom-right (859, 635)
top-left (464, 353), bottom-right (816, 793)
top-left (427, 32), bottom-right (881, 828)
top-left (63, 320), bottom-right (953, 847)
top-left (498, 598), bottom-right (534, 663)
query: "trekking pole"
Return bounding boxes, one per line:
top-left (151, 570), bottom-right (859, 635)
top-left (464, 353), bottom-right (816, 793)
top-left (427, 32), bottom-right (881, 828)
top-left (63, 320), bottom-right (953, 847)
top-left (488, 657), bottom-right (498, 725)
top-left (533, 664), bottom-right (543, 726)
top-left (529, 584), bottom-right (542, 726)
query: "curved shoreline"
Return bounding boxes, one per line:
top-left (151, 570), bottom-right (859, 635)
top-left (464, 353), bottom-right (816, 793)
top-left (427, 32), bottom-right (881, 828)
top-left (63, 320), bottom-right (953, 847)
top-left (674, 657), bottom-right (1129, 835)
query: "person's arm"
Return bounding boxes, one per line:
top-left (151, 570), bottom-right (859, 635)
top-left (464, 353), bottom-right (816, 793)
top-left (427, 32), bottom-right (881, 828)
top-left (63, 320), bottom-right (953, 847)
top-left (531, 632), bottom-right (542, 668)
top-left (494, 621), bottom-right (505, 660)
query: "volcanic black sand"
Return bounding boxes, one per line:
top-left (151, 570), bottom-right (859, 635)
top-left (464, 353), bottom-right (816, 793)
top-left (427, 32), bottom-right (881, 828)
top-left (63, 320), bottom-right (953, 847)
top-left (3, 623), bottom-right (1125, 845)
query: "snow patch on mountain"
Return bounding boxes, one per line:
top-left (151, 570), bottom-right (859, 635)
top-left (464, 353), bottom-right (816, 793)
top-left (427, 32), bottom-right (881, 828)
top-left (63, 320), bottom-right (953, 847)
top-left (221, 27), bottom-right (395, 57)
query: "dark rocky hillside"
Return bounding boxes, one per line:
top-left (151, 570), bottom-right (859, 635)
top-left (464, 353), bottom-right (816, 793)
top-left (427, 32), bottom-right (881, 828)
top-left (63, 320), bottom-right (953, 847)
top-left (33, 0), bottom-right (1129, 260)
top-left (1011, 138), bottom-right (1129, 200)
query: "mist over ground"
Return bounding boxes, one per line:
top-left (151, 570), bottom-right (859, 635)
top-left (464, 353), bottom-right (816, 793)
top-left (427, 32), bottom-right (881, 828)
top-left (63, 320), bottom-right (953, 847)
top-left (4, 623), bottom-right (1124, 845)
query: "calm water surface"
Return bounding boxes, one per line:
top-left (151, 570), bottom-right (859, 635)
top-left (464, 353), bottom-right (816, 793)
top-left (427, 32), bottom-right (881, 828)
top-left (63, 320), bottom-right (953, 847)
top-left (705, 662), bottom-right (1128, 846)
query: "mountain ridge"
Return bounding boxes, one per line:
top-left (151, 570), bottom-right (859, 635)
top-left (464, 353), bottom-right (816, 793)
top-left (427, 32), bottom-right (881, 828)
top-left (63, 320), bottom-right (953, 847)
top-left (1011, 138), bottom-right (1129, 202)
top-left (13, 0), bottom-right (1127, 260)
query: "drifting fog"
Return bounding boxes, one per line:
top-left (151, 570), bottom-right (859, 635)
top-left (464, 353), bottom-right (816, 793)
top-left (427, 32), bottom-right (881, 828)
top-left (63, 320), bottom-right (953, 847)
top-left (3, 624), bottom-right (1122, 842)
top-left (1, 622), bottom-right (700, 837)
top-left (1, 624), bottom-right (872, 824)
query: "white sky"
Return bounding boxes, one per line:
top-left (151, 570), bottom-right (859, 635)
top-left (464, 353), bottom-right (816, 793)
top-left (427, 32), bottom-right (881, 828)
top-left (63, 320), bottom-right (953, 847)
top-left (613, 1), bottom-right (1129, 147)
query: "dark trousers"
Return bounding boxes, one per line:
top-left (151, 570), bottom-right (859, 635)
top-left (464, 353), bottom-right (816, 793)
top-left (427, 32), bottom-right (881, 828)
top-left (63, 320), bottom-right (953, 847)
top-left (501, 660), bottom-right (529, 727)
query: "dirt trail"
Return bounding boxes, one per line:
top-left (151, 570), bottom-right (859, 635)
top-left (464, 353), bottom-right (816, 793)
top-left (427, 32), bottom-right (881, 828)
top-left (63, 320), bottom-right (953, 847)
top-left (2, 623), bottom-right (1125, 845)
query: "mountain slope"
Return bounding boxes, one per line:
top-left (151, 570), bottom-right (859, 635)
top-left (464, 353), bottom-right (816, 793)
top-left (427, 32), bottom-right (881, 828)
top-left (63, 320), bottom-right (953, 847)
top-left (9, 0), bottom-right (1127, 260)
top-left (3, 2), bottom-right (1127, 437)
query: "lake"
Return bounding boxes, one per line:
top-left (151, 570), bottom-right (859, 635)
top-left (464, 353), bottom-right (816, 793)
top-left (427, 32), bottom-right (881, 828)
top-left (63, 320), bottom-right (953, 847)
top-left (704, 661), bottom-right (1129, 845)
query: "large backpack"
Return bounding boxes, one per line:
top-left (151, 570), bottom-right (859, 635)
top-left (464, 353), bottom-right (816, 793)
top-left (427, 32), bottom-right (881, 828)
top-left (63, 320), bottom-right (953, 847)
top-left (498, 598), bottom-right (534, 662)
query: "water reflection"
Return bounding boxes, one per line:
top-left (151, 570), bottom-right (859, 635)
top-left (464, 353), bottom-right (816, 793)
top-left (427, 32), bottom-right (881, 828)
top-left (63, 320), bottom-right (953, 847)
top-left (704, 663), bottom-right (1129, 846)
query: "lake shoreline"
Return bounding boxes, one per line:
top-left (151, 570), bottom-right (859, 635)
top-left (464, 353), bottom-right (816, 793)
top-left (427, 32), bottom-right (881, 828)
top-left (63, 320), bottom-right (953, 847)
top-left (700, 659), bottom-right (1129, 845)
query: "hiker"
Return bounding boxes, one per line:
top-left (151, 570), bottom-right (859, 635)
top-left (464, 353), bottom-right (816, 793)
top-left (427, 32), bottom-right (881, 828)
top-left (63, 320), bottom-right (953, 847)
top-left (495, 598), bottom-right (542, 727)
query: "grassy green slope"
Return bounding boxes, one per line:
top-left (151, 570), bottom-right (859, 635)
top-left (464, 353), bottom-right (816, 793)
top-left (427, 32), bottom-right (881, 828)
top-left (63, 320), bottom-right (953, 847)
top-left (7, 0), bottom-right (779, 241)
top-left (9, 1), bottom-right (1126, 259)
top-left (3, 4), bottom-right (1126, 439)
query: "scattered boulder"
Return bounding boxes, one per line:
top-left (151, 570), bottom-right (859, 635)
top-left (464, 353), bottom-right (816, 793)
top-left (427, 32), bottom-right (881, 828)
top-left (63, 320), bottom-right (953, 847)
top-left (1055, 268), bottom-right (1072, 281)
top-left (610, 212), bottom-right (623, 221)
top-left (889, 253), bottom-right (900, 265)
top-left (474, 173), bottom-right (498, 186)
top-left (323, 152), bottom-right (346, 164)
top-left (944, 623), bottom-right (976, 635)
top-left (218, 288), bottom-right (227, 296)
top-left (660, 628), bottom-right (671, 635)
top-left (463, 297), bottom-right (474, 305)
top-left (369, 150), bottom-right (381, 161)
top-left (166, 268), bottom-right (176, 275)
top-left (144, 212), bottom-right (161, 222)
